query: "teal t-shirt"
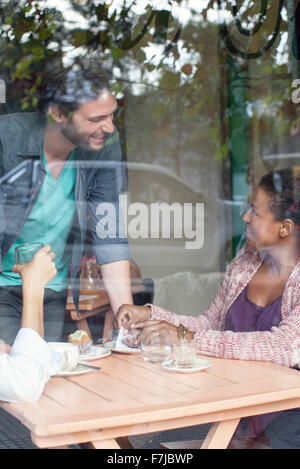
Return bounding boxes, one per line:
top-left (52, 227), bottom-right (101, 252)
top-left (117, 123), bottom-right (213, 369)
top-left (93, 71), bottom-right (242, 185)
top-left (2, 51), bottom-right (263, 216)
top-left (0, 151), bottom-right (77, 291)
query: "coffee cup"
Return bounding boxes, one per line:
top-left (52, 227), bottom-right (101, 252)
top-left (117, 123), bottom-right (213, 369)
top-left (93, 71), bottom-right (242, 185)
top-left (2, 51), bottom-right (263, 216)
top-left (48, 342), bottom-right (79, 372)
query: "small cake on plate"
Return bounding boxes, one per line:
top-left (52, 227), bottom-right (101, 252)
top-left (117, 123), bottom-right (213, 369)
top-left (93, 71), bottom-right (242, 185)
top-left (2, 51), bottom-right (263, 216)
top-left (68, 330), bottom-right (92, 355)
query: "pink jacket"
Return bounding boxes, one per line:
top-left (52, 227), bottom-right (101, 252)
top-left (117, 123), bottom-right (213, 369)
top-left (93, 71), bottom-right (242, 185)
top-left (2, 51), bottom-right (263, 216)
top-left (150, 246), bottom-right (300, 368)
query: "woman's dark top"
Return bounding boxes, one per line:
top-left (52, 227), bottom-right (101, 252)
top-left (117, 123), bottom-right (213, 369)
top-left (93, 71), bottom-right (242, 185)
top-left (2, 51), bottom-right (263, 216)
top-left (225, 286), bottom-right (283, 436)
top-left (225, 286), bottom-right (282, 332)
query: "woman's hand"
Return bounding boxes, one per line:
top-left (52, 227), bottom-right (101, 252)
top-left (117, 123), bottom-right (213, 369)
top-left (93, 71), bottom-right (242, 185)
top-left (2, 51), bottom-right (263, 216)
top-left (13, 246), bottom-right (57, 337)
top-left (116, 305), bottom-right (195, 344)
top-left (116, 304), bottom-right (151, 330)
top-left (133, 320), bottom-right (195, 344)
top-left (136, 320), bottom-right (179, 343)
top-left (12, 245), bottom-right (57, 288)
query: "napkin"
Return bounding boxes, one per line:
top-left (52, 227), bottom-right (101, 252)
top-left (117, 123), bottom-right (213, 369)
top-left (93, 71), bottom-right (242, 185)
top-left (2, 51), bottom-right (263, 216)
top-left (115, 327), bottom-right (140, 351)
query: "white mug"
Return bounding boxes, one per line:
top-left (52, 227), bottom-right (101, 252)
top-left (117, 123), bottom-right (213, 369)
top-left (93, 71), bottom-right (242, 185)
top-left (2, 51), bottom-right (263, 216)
top-left (48, 342), bottom-right (79, 372)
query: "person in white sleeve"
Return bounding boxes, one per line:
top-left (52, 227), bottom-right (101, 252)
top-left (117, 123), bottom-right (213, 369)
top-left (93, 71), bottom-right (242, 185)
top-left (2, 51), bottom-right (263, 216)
top-left (0, 245), bottom-right (64, 402)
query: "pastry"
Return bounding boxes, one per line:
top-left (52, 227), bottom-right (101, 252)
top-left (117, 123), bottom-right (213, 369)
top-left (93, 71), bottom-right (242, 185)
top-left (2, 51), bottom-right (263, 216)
top-left (68, 330), bottom-right (92, 355)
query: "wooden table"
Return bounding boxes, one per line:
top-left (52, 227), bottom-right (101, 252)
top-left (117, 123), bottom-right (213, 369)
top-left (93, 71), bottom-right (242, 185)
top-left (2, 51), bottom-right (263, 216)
top-left (1, 353), bottom-right (300, 449)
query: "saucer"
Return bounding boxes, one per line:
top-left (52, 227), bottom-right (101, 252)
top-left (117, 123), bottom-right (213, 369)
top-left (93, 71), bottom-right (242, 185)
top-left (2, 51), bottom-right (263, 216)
top-left (161, 358), bottom-right (212, 373)
top-left (55, 363), bottom-right (94, 376)
top-left (82, 345), bottom-right (111, 361)
top-left (104, 340), bottom-right (141, 354)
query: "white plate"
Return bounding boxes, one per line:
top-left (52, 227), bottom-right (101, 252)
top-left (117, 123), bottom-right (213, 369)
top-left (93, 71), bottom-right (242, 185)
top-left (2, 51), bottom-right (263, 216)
top-left (104, 340), bottom-right (141, 354)
top-left (161, 358), bottom-right (212, 373)
top-left (81, 345), bottom-right (111, 361)
top-left (55, 363), bottom-right (95, 376)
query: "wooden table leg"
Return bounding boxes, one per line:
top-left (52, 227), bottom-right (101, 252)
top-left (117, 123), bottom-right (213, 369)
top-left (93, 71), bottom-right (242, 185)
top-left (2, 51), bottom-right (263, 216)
top-left (48, 445), bottom-right (70, 449)
top-left (200, 418), bottom-right (240, 449)
top-left (103, 308), bottom-right (114, 340)
top-left (89, 439), bottom-right (121, 449)
top-left (71, 308), bottom-right (114, 341)
top-left (75, 317), bottom-right (92, 338)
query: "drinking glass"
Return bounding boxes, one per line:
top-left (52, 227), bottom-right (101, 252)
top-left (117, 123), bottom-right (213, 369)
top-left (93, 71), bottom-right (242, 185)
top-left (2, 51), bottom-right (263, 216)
top-left (15, 242), bottom-right (43, 264)
top-left (140, 327), bottom-right (171, 364)
top-left (173, 339), bottom-right (197, 368)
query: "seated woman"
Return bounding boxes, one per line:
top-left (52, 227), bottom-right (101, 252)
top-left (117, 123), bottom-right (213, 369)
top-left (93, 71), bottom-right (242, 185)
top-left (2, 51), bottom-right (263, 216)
top-left (116, 168), bottom-right (300, 448)
top-left (0, 245), bottom-right (63, 402)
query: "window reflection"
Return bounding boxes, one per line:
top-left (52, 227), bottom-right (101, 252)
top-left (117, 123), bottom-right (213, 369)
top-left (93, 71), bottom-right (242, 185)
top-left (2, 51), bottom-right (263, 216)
top-left (0, 0), bottom-right (299, 278)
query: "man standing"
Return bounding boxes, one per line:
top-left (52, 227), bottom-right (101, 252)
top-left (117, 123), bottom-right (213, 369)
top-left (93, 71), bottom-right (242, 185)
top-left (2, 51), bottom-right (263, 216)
top-left (0, 64), bottom-right (133, 344)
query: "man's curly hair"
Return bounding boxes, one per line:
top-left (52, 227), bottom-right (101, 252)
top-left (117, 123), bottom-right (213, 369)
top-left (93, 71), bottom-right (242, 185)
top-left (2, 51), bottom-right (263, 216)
top-left (38, 58), bottom-right (112, 117)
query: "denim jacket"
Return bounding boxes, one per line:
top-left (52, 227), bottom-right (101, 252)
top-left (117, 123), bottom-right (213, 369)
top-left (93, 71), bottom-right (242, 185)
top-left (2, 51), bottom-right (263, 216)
top-left (0, 112), bottom-right (130, 309)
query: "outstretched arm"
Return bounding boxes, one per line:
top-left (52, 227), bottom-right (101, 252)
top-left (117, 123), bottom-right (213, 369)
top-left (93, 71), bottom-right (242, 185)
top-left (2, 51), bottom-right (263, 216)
top-left (14, 245), bottom-right (57, 337)
top-left (0, 246), bottom-right (62, 403)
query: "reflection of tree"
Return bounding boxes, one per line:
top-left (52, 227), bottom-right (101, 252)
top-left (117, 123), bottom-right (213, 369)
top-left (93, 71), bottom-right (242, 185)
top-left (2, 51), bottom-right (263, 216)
top-left (122, 17), bottom-right (224, 191)
top-left (0, 0), bottom-right (298, 179)
top-left (0, 0), bottom-right (182, 110)
top-left (217, 0), bottom-right (284, 59)
top-left (0, 1), bottom-right (66, 111)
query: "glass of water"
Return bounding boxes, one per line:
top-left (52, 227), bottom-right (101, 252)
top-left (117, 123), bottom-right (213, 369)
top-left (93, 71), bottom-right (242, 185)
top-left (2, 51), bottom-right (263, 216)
top-left (173, 340), bottom-right (197, 368)
top-left (140, 327), bottom-right (171, 364)
top-left (15, 242), bottom-right (43, 264)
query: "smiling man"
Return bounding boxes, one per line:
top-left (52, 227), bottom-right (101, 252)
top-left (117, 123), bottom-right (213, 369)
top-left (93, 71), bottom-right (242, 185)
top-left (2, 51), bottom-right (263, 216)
top-left (50, 90), bottom-right (117, 154)
top-left (0, 62), bottom-right (133, 345)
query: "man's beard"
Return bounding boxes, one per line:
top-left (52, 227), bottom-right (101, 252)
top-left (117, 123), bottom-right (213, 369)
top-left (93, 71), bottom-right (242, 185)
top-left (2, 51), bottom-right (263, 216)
top-left (61, 123), bottom-right (90, 150)
top-left (61, 120), bottom-right (106, 152)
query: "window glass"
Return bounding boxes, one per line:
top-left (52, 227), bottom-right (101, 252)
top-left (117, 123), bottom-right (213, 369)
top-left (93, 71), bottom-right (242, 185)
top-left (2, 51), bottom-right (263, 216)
top-left (0, 0), bottom-right (298, 290)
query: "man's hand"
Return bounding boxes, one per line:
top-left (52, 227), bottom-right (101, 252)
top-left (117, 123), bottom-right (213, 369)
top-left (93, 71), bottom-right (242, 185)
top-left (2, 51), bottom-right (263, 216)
top-left (116, 304), bottom-right (151, 330)
top-left (12, 245), bottom-right (57, 287)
